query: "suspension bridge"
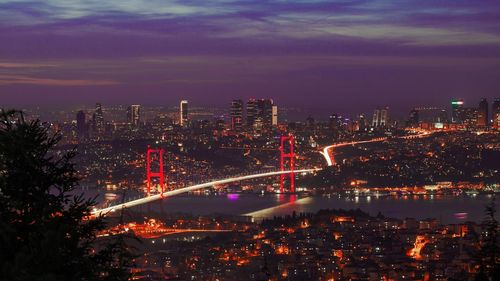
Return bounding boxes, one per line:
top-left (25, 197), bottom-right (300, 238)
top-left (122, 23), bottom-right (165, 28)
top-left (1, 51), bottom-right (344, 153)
top-left (92, 131), bottom-right (432, 217)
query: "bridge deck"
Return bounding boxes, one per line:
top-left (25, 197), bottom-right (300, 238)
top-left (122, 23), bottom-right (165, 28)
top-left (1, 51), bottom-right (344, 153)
top-left (92, 168), bottom-right (319, 217)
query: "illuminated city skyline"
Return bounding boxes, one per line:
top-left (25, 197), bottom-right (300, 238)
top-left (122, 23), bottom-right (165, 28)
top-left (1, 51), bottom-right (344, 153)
top-left (1, 1), bottom-right (500, 112)
top-left (0, 1), bottom-right (499, 280)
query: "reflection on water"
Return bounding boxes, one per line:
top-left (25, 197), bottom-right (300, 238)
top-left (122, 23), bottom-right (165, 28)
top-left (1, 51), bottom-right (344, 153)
top-left (250, 194), bottom-right (496, 224)
top-left (243, 196), bottom-right (312, 218)
top-left (76, 186), bottom-right (496, 224)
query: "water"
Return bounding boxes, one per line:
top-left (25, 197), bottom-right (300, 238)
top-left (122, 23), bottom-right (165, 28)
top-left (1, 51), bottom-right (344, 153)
top-left (78, 187), bottom-right (496, 224)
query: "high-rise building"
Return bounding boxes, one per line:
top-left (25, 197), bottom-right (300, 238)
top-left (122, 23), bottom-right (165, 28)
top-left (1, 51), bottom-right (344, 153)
top-left (261, 99), bottom-right (273, 128)
top-left (358, 114), bottom-right (366, 132)
top-left (76, 110), bottom-right (87, 140)
top-left (462, 107), bottom-right (478, 128)
top-left (451, 99), bottom-right (465, 124)
top-left (493, 98), bottom-right (500, 129)
top-left (230, 99), bottom-right (244, 131)
top-left (180, 100), bottom-right (188, 127)
top-left (477, 98), bottom-right (488, 127)
top-left (372, 110), bottom-right (380, 127)
top-left (372, 107), bottom-right (388, 127)
top-left (438, 109), bottom-right (448, 123)
top-left (306, 116), bottom-right (315, 129)
top-left (246, 99), bottom-right (257, 128)
top-left (407, 109), bottom-right (419, 127)
top-left (127, 105), bottom-right (141, 127)
top-left (92, 103), bottom-right (104, 134)
top-left (329, 114), bottom-right (342, 130)
top-left (272, 105), bottom-right (278, 127)
top-left (246, 98), bottom-right (274, 130)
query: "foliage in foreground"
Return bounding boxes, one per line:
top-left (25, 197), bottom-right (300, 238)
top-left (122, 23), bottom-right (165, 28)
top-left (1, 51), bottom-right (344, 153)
top-left (0, 110), bottom-right (133, 281)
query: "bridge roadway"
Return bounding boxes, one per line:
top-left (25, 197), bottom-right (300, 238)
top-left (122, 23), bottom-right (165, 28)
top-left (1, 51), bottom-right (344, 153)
top-left (320, 132), bottom-right (431, 166)
top-left (92, 132), bottom-right (432, 216)
top-left (92, 168), bottom-right (319, 217)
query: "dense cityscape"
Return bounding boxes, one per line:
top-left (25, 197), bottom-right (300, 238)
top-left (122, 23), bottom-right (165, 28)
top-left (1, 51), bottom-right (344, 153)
top-left (1, 0), bottom-right (500, 280)
top-left (21, 97), bottom-right (500, 192)
top-left (5, 96), bottom-right (498, 280)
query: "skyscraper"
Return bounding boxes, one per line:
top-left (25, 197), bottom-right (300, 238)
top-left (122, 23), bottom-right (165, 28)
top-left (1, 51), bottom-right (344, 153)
top-left (261, 99), bottom-right (274, 128)
top-left (463, 107), bottom-right (478, 128)
top-left (127, 104), bottom-right (141, 127)
top-left (372, 107), bottom-right (388, 127)
top-left (272, 105), bottom-right (278, 127)
top-left (76, 110), bottom-right (87, 140)
top-left (230, 99), bottom-right (244, 131)
top-left (438, 109), bottom-right (448, 123)
top-left (407, 109), bottom-right (419, 127)
top-left (180, 100), bottom-right (188, 127)
top-left (451, 99), bottom-right (465, 124)
top-left (246, 98), bottom-right (257, 128)
top-left (329, 114), bottom-right (341, 130)
top-left (493, 98), bottom-right (500, 129)
top-left (93, 103), bottom-right (104, 134)
top-left (372, 110), bottom-right (380, 127)
top-left (246, 98), bottom-right (274, 130)
top-left (477, 98), bottom-right (488, 127)
top-left (358, 114), bottom-right (366, 132)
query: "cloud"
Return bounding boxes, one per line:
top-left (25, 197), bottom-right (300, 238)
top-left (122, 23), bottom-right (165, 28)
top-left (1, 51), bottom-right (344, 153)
top-left (1, 0), bottom-right (500, 60)
top-left (0, 0), bottom-right (234, 21)
top-left (3, 55), bottom-right (498, 88)
top-left (0, 62), bottom-right (57, 68)
top-left (318, 25), bottom-right (500, 46)
top-left (0, 74), bottom-right (119, 86)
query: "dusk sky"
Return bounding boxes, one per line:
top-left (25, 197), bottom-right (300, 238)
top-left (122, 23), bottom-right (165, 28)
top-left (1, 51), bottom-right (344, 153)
top-left (1, 0), bottom-right (500, 115)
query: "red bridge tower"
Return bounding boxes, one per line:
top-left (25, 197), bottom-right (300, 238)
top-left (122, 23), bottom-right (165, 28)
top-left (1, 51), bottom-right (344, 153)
top-left (279, 134), bottom-right (295, 193)
top-left (146, 146), bottom-right (165, 196)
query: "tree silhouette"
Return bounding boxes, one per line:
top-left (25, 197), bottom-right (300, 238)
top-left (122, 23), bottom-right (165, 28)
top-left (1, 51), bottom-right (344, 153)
top-left (475, 196), bottom-right (499, 281)
top-left (0, 110), bottom-right (133, 281)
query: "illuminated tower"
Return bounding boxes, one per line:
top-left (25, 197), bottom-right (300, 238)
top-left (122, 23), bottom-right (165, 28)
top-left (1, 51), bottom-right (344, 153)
top-left (380, 107), bottom-right (388, 127)
top-left (372, 109), bottom-right (380, 127)
top-left (407, 109), bottom-right (419, 127)
top-left (246, 98), bottom-right (274, 130)
top-left (372, 107), bottom-right (388, 127)
top-left (272, 105), bottom-right (278, 127)
top-left (477, 98), bottom-right (488, 127)
top-left (279, 134), bottom-right (295, 193)
top-left (76, 110), bottom-right (87, 140)
top-left (451, 99), bottom-right (464, 124)
top-left (230, 99), bottom-right (244, 131)
top-left (463, 107), bottom-right (478, 128)
top-left (261, 99), bottom-right (274, 128)
top-left (93, 103), bottom-right (105, 135)
top-left (246, 98), bottom-right (257, 128)
top-left (180, 100), bottom-right (189, 127)
top-left (493, 98), bottom-right (500, 129)
top-left (358, 114), bottom-right (366, 131)
top-left (127, 105), bottom-right (141, 127)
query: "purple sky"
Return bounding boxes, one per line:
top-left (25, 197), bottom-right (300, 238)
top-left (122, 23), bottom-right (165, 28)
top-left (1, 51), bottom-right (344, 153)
top-left (1, 0), bottom-right (500, 116)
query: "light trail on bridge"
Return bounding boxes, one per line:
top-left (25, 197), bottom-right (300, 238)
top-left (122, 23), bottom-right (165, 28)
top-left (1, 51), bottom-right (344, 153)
top-left (320, 138), bottom-right (386, 166)
top-left (92, 132), bottom-right (431, 217)
top-left (92, 168), bottom-right (319, 217)
top-left (320, 132), bottom-right (432, 166)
